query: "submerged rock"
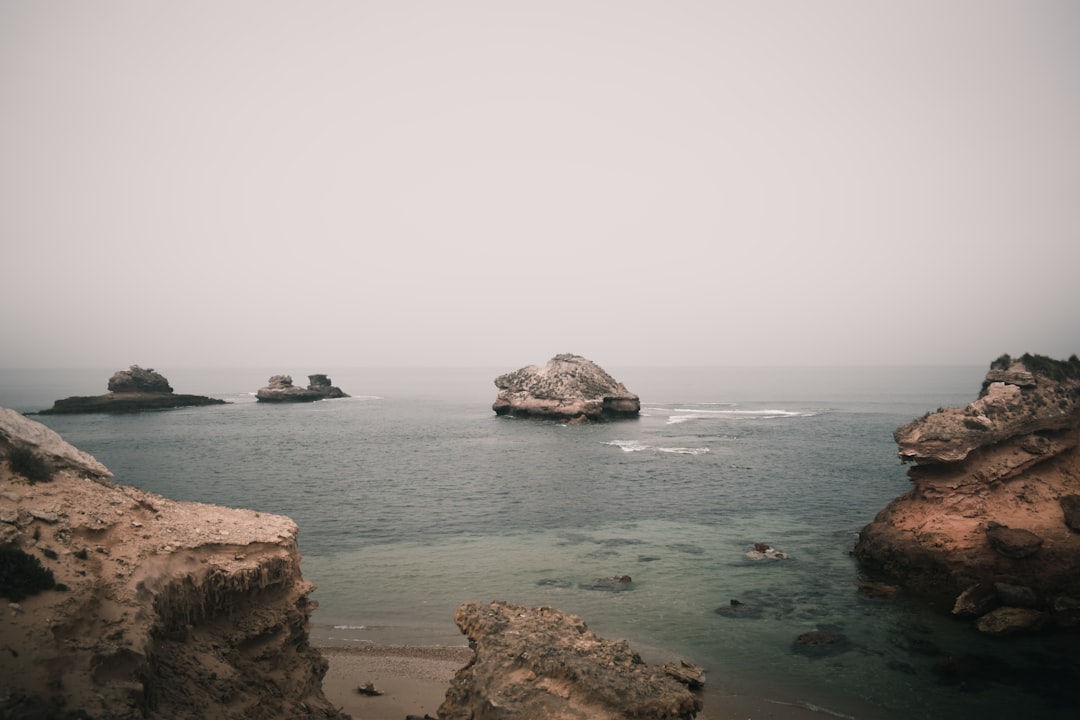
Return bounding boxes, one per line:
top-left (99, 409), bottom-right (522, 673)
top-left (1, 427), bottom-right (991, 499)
top-left (35, 366), bottom-right (225, 414)
top-left (255, 373), bottom-right (349, 403)
top-left (439, 600), bottom-right (702, 719)
top-left (492, 354), bottom-right (640, 421)
top-left (0, 407), bottom-right (343, 718)
top-left (854, 353), bottom-right (1080, 629)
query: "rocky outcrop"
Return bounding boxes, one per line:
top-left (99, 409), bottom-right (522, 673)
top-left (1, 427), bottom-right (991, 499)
top-left (35, 366), bottom-right (226, 414)
top-left (0, 407), bottom-right (343, 719)
top-left (256, 374), bottom-right (349, 403)
top-left (854, 354), bottom-right (1080, 633)
top-left (492, 354), bottom-right (640, 421)
top-left (439, 600), bottom-right (703, 719)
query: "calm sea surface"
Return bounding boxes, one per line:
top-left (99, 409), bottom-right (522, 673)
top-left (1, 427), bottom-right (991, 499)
top-left (3, 366), bottom-right (1078, 719)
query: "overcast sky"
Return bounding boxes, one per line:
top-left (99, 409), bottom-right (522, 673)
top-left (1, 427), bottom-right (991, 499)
top-left (2, 1), bottom-right (1078, 369)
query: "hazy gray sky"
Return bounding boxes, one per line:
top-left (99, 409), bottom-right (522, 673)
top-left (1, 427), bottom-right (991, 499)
top-left (2, 1), bottom-right (1078, 368)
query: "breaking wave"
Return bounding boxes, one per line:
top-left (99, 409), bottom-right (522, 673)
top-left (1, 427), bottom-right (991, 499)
top-left (602, 440), bottom-right (710, 455)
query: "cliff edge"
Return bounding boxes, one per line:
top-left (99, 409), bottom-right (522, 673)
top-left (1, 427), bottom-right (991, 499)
top-left (0, 407), bottom-right (344, 718)
top-left (854, 354), bottom-right (1080, 634)
top-left (492, 354), bottom-right (640, 421)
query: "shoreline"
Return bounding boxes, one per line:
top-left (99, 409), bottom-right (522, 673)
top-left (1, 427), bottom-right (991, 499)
top-left (317, 642), bottom-right (874, 720)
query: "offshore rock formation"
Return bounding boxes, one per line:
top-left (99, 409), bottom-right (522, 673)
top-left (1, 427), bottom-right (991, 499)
top-left (0, 407), bottom-right (343, 719)
top-left (36, 365), bottom-right (226, 414)
top-left (439, 601), bottom-right (703, 719)
top-left (492, 354), bottom-right (640, 421)
top-left (854, 354), bottom-right (1080, 634)
top-left (256, 374), bottom-right (349, 403)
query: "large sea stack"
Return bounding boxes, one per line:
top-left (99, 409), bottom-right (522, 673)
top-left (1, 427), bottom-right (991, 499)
top-left (492, 354), bottom-right (640, 421)
top-left (36, 366), bottom-right (225, 414)
top-left (439, 600), bottom-right (703, 720)
top-left (0, 407), bottom-right (343, 718)
top-left (256, 374), bottom-right (349, 403)
top-left (854, 353), bottom-right (1080, 634)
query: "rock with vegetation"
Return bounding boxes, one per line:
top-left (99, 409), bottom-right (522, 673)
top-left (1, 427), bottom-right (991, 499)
top-left (0, 406), bottom-right (344, 719)
top-left (854, 354), bottom-right (1080, 635)
top-left (492, 354), bottom-right (640, 421)
top-left (35, 365), bottom-right (226, 414)
top-left (439, 600), bottom-right (703, 720)
top-left (255, 374), bottom-right (349, 403)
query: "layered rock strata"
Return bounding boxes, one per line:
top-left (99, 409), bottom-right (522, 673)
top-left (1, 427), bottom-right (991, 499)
top-left (854, 354), bottom-right (1080, 633)
top-left (492, 354), bottom-right (640, 421)
top-left (0, 407), bottom-right (343, 719)
top-left (36, 365), bottom-right (225, 414)
top-left (439, 600), bottom-right (703, 719)
top-left (256, 374), bottom-right (349, 403)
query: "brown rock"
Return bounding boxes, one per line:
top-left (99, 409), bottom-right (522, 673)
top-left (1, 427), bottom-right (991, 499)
top-left (975, 607), bottom-right (1048, 636)
top-left (986, 523), bottom-right (1043, 559)
top-left (0, 408), bottom-right (344, 719)
top-left (255, 373), bottom-right (349, 403)
top-left (1061, 494), bottom-right (1080, 532)
top-left (438, 600), bottom-right (702, 719)
top-left (854, 354), bottom-right (1080, 608)
top-left (35, 366), bottom-right (225, 415)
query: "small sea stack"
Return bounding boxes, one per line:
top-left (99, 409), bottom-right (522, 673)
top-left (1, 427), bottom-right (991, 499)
top-left (492, 353), bottom-right (640, 422)
top-left (35, 366), bottom-right (225, 414)
top-left (255, 374), bottom-right (349, 403)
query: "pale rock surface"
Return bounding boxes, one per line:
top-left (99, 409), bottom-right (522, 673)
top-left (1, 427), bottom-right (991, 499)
top-left (0, 408), bottom-right (343, 719)
top-left (492, 354), bottom-right (640, 421)
top-left (439, 600), bottom-right (703, 719)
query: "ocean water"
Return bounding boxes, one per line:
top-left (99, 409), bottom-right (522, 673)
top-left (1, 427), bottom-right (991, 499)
top-left (3, 366), bottom-right (1078, 719)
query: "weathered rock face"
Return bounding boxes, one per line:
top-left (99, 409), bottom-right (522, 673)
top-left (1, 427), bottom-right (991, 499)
top-left (439, 601), bottom-right (703, 720)
top-left (492, 354), bottom-right (640, 421)
top-left (36, 365), bottom-right (226, 415)
top-left (0, 408), bottom-right (343, 719)
top-left (107, 365), bottom-right (173, 394)
top-left (854, 354), bottom-right (1080, 633)
top-left (255, 374), bottom-right (349, 403)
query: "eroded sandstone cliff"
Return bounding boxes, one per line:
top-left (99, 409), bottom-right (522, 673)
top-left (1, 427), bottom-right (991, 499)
top-left (0, 407), bottom-right (344, 718)
top-left (439, 600), bottom-right (703, 719)
top-left (492, 354), bottom-right (640, 421)
top-left (854, 354), bottom-right (1080, 633)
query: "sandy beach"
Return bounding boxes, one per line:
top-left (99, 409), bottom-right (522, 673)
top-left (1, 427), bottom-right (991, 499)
top-left (319, 644), bottom-right (868, 720)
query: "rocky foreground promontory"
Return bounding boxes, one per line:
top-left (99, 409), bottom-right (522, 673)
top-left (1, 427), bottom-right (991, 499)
top-left (440, 600), bottom-right (703, 719)
top-left (35, 366), bottom-right (226, 415)
top-left (256, 374), bottom-right (349, 403)
top-left (855, 353), bottom-right (1080, 635)
top-left (493, 354), bottom-right (640, 421)
top-left (0, 407), bottom-right (343, 718)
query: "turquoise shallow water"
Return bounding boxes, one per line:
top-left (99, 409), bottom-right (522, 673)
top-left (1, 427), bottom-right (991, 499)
top-left (4, 366), bottom-right (1079, 719)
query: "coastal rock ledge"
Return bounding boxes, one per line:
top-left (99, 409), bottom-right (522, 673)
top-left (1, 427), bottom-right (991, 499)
top-left (256, 374), bottom-right (349, 403)
top-left (0, 407), bottom-right (343, 719)
top-left (36, 365), bottom-right (225, 414)
top-left (854, 353), bottom-right (1080, 633)
top-left (492, 354), bottom-right (640, 421)
top-left (439, 600), bottom-right (703, 719)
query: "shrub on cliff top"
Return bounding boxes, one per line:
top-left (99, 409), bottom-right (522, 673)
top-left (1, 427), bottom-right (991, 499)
top-left (1020, 353), bottom-right (1080, 383)
top-left (6, 446), bottom-right (53, 484)
top-left (0, 545), bottom-right (56, 601)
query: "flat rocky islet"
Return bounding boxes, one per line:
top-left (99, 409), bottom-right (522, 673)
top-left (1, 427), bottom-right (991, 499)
top-left (33, 365), bottom-right (225, 415)
top-left (255, 373), bottom-right (349, 402)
